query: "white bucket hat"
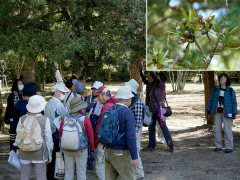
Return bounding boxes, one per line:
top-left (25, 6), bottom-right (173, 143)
top-left (27, 95), bottom-right (46, 113)
top-left (124, 79), bottom-right (139, 94)
top-left (115, 86), bottom-right (134, 99)
top-left (91, 81), bottom-right (103, 89)
top-left (51, 82), bottom-right (70, 93)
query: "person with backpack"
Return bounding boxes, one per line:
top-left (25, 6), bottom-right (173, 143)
top-left (4, 79), bottom-right (24, 151)
top-left (59, 97), bottom-right (94, 180)
top-left (15, 95), bottom-right (53, 180)
top-left (12, 82), bottom-right (38, 152)
top-left (206, 73), bottom-right (238, 153)
top-left (140, 70), bottom-right (174, 152)
top-left (44, 76), bottom-right (70, 180)
top-left (93, 86), bottom-right (117, 180)
top-left (84, 81), bottom-right (103, 170)
top-left (53, 62), bottom-right (84, 113)
top-left (125, 79), bottom-right (145, 179)
top-left (102, 85), bottom-right (139, 180)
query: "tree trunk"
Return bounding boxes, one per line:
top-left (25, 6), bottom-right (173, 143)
top-left (0, 90), bottom-right (4, 129)
top-left (129, 54), bottom-right (144, 99)
top-left (204, 71), bottom-right (218, 125)
top-left (169, 71), bottom-right (188, 92)
top-left (23, 61), bottom-right (36, 83)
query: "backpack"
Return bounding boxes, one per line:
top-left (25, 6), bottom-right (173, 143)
top-left (59, 114), bottom-right (89, 152)
top-left (15, 114), bottom-right (44, 151)
top-left (97, 105), bottom-right (127, 146)
top-left (142, 104), bottom-right (153, 126)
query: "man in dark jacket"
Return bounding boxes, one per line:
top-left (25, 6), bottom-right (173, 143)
top-left (105, 86), bottom-right (139, 180)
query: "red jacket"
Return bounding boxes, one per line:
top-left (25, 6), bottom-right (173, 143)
top-left (59, 111), bottom-right (95, 151)
top-left (94, 96), bottom-right (118, 148)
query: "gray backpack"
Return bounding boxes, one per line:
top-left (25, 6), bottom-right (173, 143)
top-left (59, 114), bottom-right (89, 151)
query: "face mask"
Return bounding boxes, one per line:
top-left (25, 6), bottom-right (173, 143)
top-left (18, 84), bottom-right (24, 91)
top-left (59, 94), bottom-right (65, 101)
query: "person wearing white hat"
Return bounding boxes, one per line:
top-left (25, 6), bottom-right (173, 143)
top-left (125, 79), bottom-right (145, 179)
top-left (15, 95), bottom-right (53, 180)
top-left (83, 81), bottom-right (103, 170)
top-left (44, 62), bottom-right (70, 180)
top-left (105, 86), bottom-right (139, 180)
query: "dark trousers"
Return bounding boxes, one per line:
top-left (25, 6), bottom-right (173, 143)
top-left (149, 114), bottom-right (173, 147)
top-left (9, 120), bottom-right (17, 151)
top-left (47, 132), bottom-right (60, 180)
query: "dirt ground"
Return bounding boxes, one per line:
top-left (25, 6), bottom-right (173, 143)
top-left (1, 88), bottom-right (240, 180)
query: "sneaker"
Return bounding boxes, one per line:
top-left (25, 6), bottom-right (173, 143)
top-left (87, 164), bottom-right (93, 170)
top-left (159, 137), bottom-right (166, 144)
top-left (143, 145), bottom-right (156, 151)
top-left (214, 148), bottom-right (222, 152)
top-left (170, 145), bottom-right (174, 152)
top-left (225, 149), bottom-right (233, 153)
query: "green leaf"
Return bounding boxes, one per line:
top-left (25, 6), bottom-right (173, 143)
top-left (214, 24), bottom-right (219, 33)
top-left (191, 9), bottom-right (195, 23)
top-left (181, 8), bottom-right (190, 24)
top-left (184, 44), bottom-right (190, 59)
top-left (227, 26), bottom-right (240, 38)
top-left (189, 9), bottom-right (192, 23)
top-left (161, 50), bottom-right (169, 60)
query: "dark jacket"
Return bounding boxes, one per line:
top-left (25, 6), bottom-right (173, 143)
top-left (207, 85), bottom-right (238, 118)
top-left (111, 104), bottom-right (138, 160)
top-left (13, 99), bottom-right (28, 128)
top-left (4, 92), bottom-right (23, 124)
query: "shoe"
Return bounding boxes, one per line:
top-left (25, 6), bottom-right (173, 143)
top-left (225, 149), bottom-right (233, 153)
top-left (170, 145), bottom-right (174, 152)
top-left (143, 145), bottom-right (156, 151)
top-left (159, 137), bottom-right (166, 144)
top-left (136, 176), bottom-right (144, 179)
top-left (214, 148), bottom-right (222, 152)
top-left (87, 164), bottom-right (93, 170)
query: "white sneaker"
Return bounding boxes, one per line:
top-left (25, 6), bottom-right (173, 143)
top-left (159, 137), bottom-right (166, 144)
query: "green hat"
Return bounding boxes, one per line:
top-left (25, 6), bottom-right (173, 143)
top-left (69, 97), bottom-right (88, 114)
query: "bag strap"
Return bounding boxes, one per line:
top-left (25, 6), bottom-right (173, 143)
top-left (65, 91), bottom-right (72, 104)
top-left (164, 94), bottom-right (169, 107)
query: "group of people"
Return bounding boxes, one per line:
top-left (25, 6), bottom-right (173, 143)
top-left (4, 61), bottom-right (238, 180)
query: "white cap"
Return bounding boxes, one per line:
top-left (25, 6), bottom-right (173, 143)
top-left (27, 95), bottom-right (46, 113)
top-left (115, 86), bottom-right (134, 99)
top-left (51, 82), bottom-right (70, 93)
top-left (91, 81), bottom-right (103, 89)
top-left (124, 79), bottom-right (139, 94)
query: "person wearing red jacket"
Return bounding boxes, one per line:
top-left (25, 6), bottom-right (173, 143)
top-left (92, 86), bottom-right (117, 180)
top-left (59, 97), bottom-right (94, 180)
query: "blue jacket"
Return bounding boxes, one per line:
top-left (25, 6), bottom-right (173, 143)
top-left (111, 104), bottom-right (138, 160)
top-left (206, 85), bottom-right (237, 118)
top-left (13, 99), bottom-right (28, 128)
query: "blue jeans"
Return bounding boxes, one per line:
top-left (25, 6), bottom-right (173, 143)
top-left (149, 114), bottom-right (173, 147)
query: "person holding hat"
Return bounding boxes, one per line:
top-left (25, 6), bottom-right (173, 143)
top-left (93, 86), bottom-right (117, 180)
top-left (206, 73), bottom-right (237, 153)
top-left (45, 62), bottom-right (70, 180)
top-left (140, 70), bottom-right (174, 152)
top-left (105, 85), bottom-right (139, 180)
top-left (15, 95), bottom-right (53, 180)
top-left (83, 81), bottom-right (103, 170)
top-left (59, 97), bottom-right (94, 180)
top-left (53, 61), bottom-right (84, 113)
top-left (125, 79), bottom-right (145, 179)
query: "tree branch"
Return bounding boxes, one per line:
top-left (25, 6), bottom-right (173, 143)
top-left (170, 53), bottom-right (179, 70)
top-left (204, 0), bottom-right (228, 69)
top-left (206, 33), bottom-right (214, 48)
top-left (194, 39), bottom-right (207, 59)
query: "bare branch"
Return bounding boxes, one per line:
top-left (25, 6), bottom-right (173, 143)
top-left (204, 0), bottom-right (228, 69)
top-left (170, 53), bottom-right (179, 70)
top-left (194, 39), bottom-right (207, 59)
top-left (206, 33), bottom-right (214, 48)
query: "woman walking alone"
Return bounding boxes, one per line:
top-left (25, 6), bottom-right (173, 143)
top-left (206, 73), bottom-right (238, 153)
